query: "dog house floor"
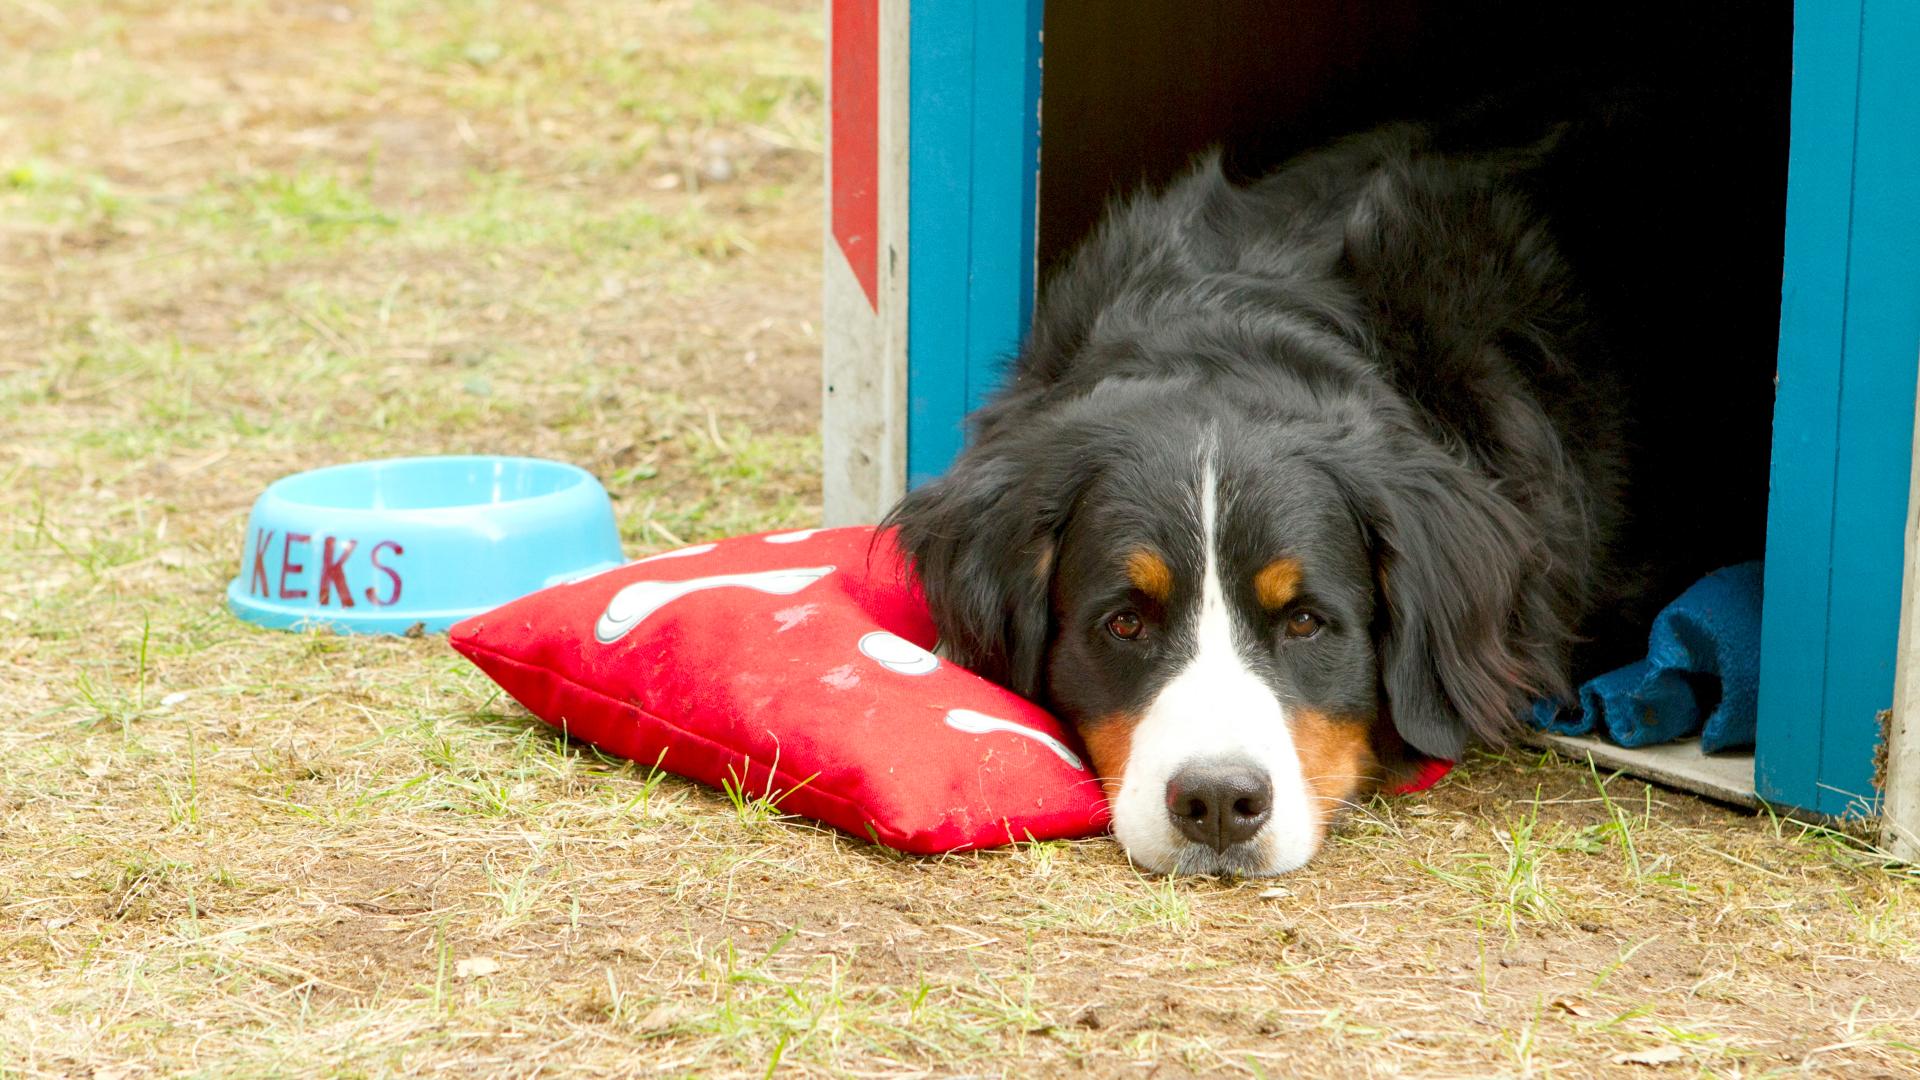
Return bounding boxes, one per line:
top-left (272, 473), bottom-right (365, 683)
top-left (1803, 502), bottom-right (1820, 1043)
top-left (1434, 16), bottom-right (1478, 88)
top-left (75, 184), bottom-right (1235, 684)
top-left (1524, 732), bottom-right (1759, 809)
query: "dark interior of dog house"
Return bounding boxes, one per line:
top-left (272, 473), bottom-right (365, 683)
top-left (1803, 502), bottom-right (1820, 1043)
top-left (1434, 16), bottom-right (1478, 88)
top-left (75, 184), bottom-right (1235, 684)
top-left (1038, 0), bottom-right (1794, 676)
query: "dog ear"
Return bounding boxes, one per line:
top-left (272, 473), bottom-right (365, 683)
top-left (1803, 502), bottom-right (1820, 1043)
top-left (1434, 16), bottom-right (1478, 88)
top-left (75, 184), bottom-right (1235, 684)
top-left (1334, 440), bottom-right (1571, 761)
top-left (1332, 153), bottom-right (1583, 759)
top-left (883, 441), bottom-right (1089, 700)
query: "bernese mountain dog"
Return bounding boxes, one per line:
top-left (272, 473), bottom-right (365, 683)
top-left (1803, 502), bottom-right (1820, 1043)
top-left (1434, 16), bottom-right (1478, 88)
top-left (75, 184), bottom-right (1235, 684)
top-left (885, 105), bottom-right (1777, 876)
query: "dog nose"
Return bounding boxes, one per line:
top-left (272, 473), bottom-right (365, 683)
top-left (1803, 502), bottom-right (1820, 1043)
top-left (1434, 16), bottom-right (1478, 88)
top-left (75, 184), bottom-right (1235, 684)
top-left (1165, 760), bottom-right (1273, 851)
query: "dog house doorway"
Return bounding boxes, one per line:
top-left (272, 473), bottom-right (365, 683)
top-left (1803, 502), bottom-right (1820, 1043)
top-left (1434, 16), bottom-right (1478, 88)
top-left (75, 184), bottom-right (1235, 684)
top-left (1036, 0), bottom-right (1789, 805)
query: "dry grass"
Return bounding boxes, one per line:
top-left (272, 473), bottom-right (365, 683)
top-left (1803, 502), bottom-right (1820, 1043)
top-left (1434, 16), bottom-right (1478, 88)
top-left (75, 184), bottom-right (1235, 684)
top-left (3, 3), bottom-right (1918, 1077)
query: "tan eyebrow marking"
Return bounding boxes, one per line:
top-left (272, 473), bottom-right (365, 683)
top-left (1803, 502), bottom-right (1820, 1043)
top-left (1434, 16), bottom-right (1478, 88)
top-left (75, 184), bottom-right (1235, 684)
top-left (1125, 549), bottom-right (1174, 603)
top-left (1253, 557), bottom-right (1303, 610)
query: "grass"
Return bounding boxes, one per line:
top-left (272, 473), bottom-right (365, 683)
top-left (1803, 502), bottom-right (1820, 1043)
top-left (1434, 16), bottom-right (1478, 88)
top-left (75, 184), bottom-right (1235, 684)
top-left (1420, 789), bottom-right (1565, 934)
top-left (4, 2), bottom-right (1920, 1077)
top-left (721, 752), bottom-right (818, 827)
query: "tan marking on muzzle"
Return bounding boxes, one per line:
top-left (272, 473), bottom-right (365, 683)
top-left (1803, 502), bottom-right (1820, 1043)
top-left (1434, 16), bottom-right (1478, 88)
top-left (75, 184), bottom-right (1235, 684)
top-left (1290, 709), bottom-right (1381, 839)
top-left (1080, 714), bottom-right (1142, 801)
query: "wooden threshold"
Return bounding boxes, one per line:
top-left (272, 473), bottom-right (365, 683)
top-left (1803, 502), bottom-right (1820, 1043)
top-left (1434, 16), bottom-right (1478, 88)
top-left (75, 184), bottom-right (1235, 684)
top-left (1523, 731), bottom-right (1759, 809)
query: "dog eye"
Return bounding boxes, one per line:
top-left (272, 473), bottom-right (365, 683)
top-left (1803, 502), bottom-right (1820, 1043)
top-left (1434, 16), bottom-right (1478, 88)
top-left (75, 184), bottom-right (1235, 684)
top-left (1284, 610), bottom-right (1325, 639)
top-left (1106, 611), bottom-right (1145, 641)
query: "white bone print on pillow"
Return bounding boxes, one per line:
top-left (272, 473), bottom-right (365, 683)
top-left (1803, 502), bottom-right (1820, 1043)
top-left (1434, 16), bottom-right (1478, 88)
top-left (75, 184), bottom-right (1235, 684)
top-left (943, 709), bottom-right (1086, 769)
top-left (595, 566), bottom-right (836, 643)
top-left (857, 631), bottom-right (940, 675)
top-left (635, 543), bottom-right (718, 563)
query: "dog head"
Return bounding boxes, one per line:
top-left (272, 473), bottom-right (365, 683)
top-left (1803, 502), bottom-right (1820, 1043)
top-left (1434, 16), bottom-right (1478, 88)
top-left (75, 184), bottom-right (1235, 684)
top-left (888, 377), bottom-right (1542, 875)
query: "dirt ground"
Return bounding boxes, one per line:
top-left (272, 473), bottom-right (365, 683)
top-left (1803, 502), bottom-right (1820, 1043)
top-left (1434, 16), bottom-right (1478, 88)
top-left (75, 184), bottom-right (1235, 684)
top-left (3, 3), bottom-right (1918, 1077)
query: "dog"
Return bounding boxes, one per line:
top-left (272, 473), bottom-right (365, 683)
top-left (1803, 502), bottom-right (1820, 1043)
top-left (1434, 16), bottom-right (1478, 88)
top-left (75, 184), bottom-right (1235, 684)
top-left (883, 117), bottom-right (1747, 876)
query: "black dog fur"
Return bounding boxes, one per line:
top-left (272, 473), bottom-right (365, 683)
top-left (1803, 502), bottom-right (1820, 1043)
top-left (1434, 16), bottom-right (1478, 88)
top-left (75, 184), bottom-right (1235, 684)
top-left (885, 106), bottom-right (1773, 769)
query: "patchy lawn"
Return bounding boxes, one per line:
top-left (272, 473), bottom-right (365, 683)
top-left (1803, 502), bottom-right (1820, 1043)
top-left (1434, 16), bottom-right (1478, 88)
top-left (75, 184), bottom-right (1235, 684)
top-left (2, 3), bottom-right (1917, 1077)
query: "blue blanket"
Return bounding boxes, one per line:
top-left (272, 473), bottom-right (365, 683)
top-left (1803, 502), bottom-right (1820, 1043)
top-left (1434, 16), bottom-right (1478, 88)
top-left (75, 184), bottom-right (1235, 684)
top-left (1531, 562), bottom-right (1762, 753)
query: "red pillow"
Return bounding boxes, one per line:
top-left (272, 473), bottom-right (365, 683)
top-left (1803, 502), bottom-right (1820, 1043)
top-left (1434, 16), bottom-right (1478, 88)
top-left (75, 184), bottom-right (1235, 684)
top-left (450, 527), bottom-right (1110, 853)
top-left (450, 526), bottom-right (1451, 855)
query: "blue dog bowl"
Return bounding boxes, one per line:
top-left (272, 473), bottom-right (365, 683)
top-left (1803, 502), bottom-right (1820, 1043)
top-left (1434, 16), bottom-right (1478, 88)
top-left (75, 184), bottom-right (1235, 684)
top-left (228, 456), bottom-right (625, 634)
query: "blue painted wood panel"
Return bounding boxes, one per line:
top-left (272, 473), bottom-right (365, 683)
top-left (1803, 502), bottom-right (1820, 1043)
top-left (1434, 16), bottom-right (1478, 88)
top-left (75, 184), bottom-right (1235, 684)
top-left (1756, 0), bottom-right (1862, 815)
top-left (1759, 0), bottom-right (1920, 816)
top-left (906, 0), bottom-right (1044, 488)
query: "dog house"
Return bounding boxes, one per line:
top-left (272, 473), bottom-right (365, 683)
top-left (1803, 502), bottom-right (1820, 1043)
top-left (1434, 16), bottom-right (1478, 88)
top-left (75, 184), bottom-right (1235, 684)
top-left (821, 1), bottom-right (1920, 852)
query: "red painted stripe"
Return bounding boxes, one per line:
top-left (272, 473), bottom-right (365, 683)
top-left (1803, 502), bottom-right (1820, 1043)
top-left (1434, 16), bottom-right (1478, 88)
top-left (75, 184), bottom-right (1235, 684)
top-left (831, 0), bottom-right (879, 310)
